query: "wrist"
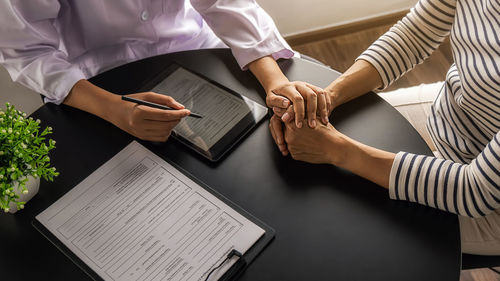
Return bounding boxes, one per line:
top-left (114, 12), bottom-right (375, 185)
top-left (325, 130), bottom-right (350, 166)
top-left (104, 94), bottom-right (126, 125)
top-left (325, 75), bottom-right (348, 108)
top-left (248, 56), bottom-right (289, 94)
top-left (328, 132), bottom-right (395, 188)
top-left (64, 80), bottom-right (121, 123)
top-left (265, 76), bottom-right (290, 95)
top-left (326, 88), bottom-right (340, 109)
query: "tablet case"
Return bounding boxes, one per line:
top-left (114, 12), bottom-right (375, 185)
top-left (33, 151), bottom-right (275, 281)
top-left (137, 63), bottom-right (268, 162)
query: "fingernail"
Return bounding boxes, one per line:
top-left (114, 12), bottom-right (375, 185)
top-left (175, 101), bottom-right (184, 108)
top-left (297, 121), bottom-right (303, 128)
top-left (323, 117), bottom-right (328, 124)
top-left (282, 113), bottom-right (290, 122)
top-left (310, 119), bottom-right (317, 128)
top-left (283, 99), bottom-right (289, 107)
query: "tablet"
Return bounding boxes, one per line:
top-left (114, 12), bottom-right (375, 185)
top-left (141, 64), bottom-right (268, 161)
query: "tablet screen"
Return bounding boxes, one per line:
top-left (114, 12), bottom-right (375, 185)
top-left (150, 66), bottom-right (262, 159)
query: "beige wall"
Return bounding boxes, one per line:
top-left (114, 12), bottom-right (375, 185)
top-left (258, 0), bottom-right (418, 37)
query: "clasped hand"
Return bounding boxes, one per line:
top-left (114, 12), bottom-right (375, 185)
top-left (267, 82), bottom-right (343, 164)
top-left (267, 81), bottom-right (331, 127)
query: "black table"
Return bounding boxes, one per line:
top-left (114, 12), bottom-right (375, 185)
top-left (0, 49), bottom-right (460, 281)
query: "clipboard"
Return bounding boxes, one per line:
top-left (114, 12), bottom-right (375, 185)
top-left (33, 142), bottom-right (275, 281)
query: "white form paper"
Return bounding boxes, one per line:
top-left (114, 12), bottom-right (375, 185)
top-left (36, 141), bottom-right (265, 281)
top-left (151, 67), bottom-right (253, 149)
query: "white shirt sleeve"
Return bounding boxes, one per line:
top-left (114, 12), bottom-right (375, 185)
top-left (190, 0), bottom-right (294, 69)
top-left (0, 1), bottom-right (86, 104)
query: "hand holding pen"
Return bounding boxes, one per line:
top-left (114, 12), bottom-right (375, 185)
top-left (116, 92), bottom-right (198, 142)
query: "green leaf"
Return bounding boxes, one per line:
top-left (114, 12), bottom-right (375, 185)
top-left (0, 103), bottom-right (58, 210)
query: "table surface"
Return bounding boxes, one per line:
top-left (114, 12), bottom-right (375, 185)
top-left (0, 49), bottom-right (460, 281)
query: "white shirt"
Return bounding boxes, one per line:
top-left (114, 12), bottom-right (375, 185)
top-left (0, 0), bottom-right (294, 104)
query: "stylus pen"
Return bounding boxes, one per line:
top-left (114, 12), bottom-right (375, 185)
top-left (121, 96), bottom-right (203, 118)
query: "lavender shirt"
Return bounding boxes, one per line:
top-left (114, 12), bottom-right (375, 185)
top-left (0, 0), bottom-right (294, 104)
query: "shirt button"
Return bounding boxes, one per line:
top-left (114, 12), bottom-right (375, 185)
top-left (141, 10), bottom-right (149, 21)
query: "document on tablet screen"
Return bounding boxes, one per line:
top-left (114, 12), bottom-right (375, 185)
top-left (151, 68), bottom-right (252, 149)
top-left (36, 141), bottom-right (265, 281)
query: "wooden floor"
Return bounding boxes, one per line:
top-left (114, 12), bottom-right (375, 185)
top-left (462, 269), bottom-right (500, 281)
top-left (289, 22), bottom-right (498, 281)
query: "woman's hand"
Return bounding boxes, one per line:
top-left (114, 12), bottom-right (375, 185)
top-left (269, 114), bottom-right (289, 155)
top-left (267, 81), bottom-right (331, 128)
top-left (267, 82), bottom-right (333, 156)
top-left (113, 92), bottom-right (191, 142)
top-left (282, 117), bottom-right (395, 188)
top-left (248, 56), bottom-right (330, 127)
top-left (282, 119), bottom-right (346, 165)
top-left (268, 87), bottom-right (337, 156)
top-left (269, 111), bottom-right (343, 158)
top-left (64, 80), bottom-right (191, 142)
top-left (247, 56), bottom-right (334, 153)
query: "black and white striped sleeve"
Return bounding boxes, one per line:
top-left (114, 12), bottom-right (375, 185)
top-left (357, 0), bottom-right (456, 89)
top-left (390, 132), bottom-right (500, 218)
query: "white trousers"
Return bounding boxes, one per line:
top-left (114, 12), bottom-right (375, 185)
top-left (379, 83), bottom-right (500, 255)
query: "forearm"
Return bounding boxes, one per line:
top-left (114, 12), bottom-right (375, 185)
top-left (63, 80), bottom-right (190, 142)
top-left (332, 134), bottom-right (395, 188)
top-left (248, 56), bottom-right (289, 93)
top-left (326, 59), bottom-right (383, 107)
top-left (63, 80), bottom-right (122, 123)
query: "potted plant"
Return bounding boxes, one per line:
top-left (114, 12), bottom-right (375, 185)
top-left (0, 102), bottom-right (59, 213)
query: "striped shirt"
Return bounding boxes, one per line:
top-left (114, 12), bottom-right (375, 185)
top-left (358, 0), bottom-right (500, 218)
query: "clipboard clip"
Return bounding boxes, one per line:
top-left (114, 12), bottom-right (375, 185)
top-left (205, 249), bottom-right (245, 281)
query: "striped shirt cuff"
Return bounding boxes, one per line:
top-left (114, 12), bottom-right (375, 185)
top-left (356, 53), bottom-right (391, 91)
top-left (389, 151), bottom-right (431, 203)
top-left (389, 151), bottom-right (407, 201)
